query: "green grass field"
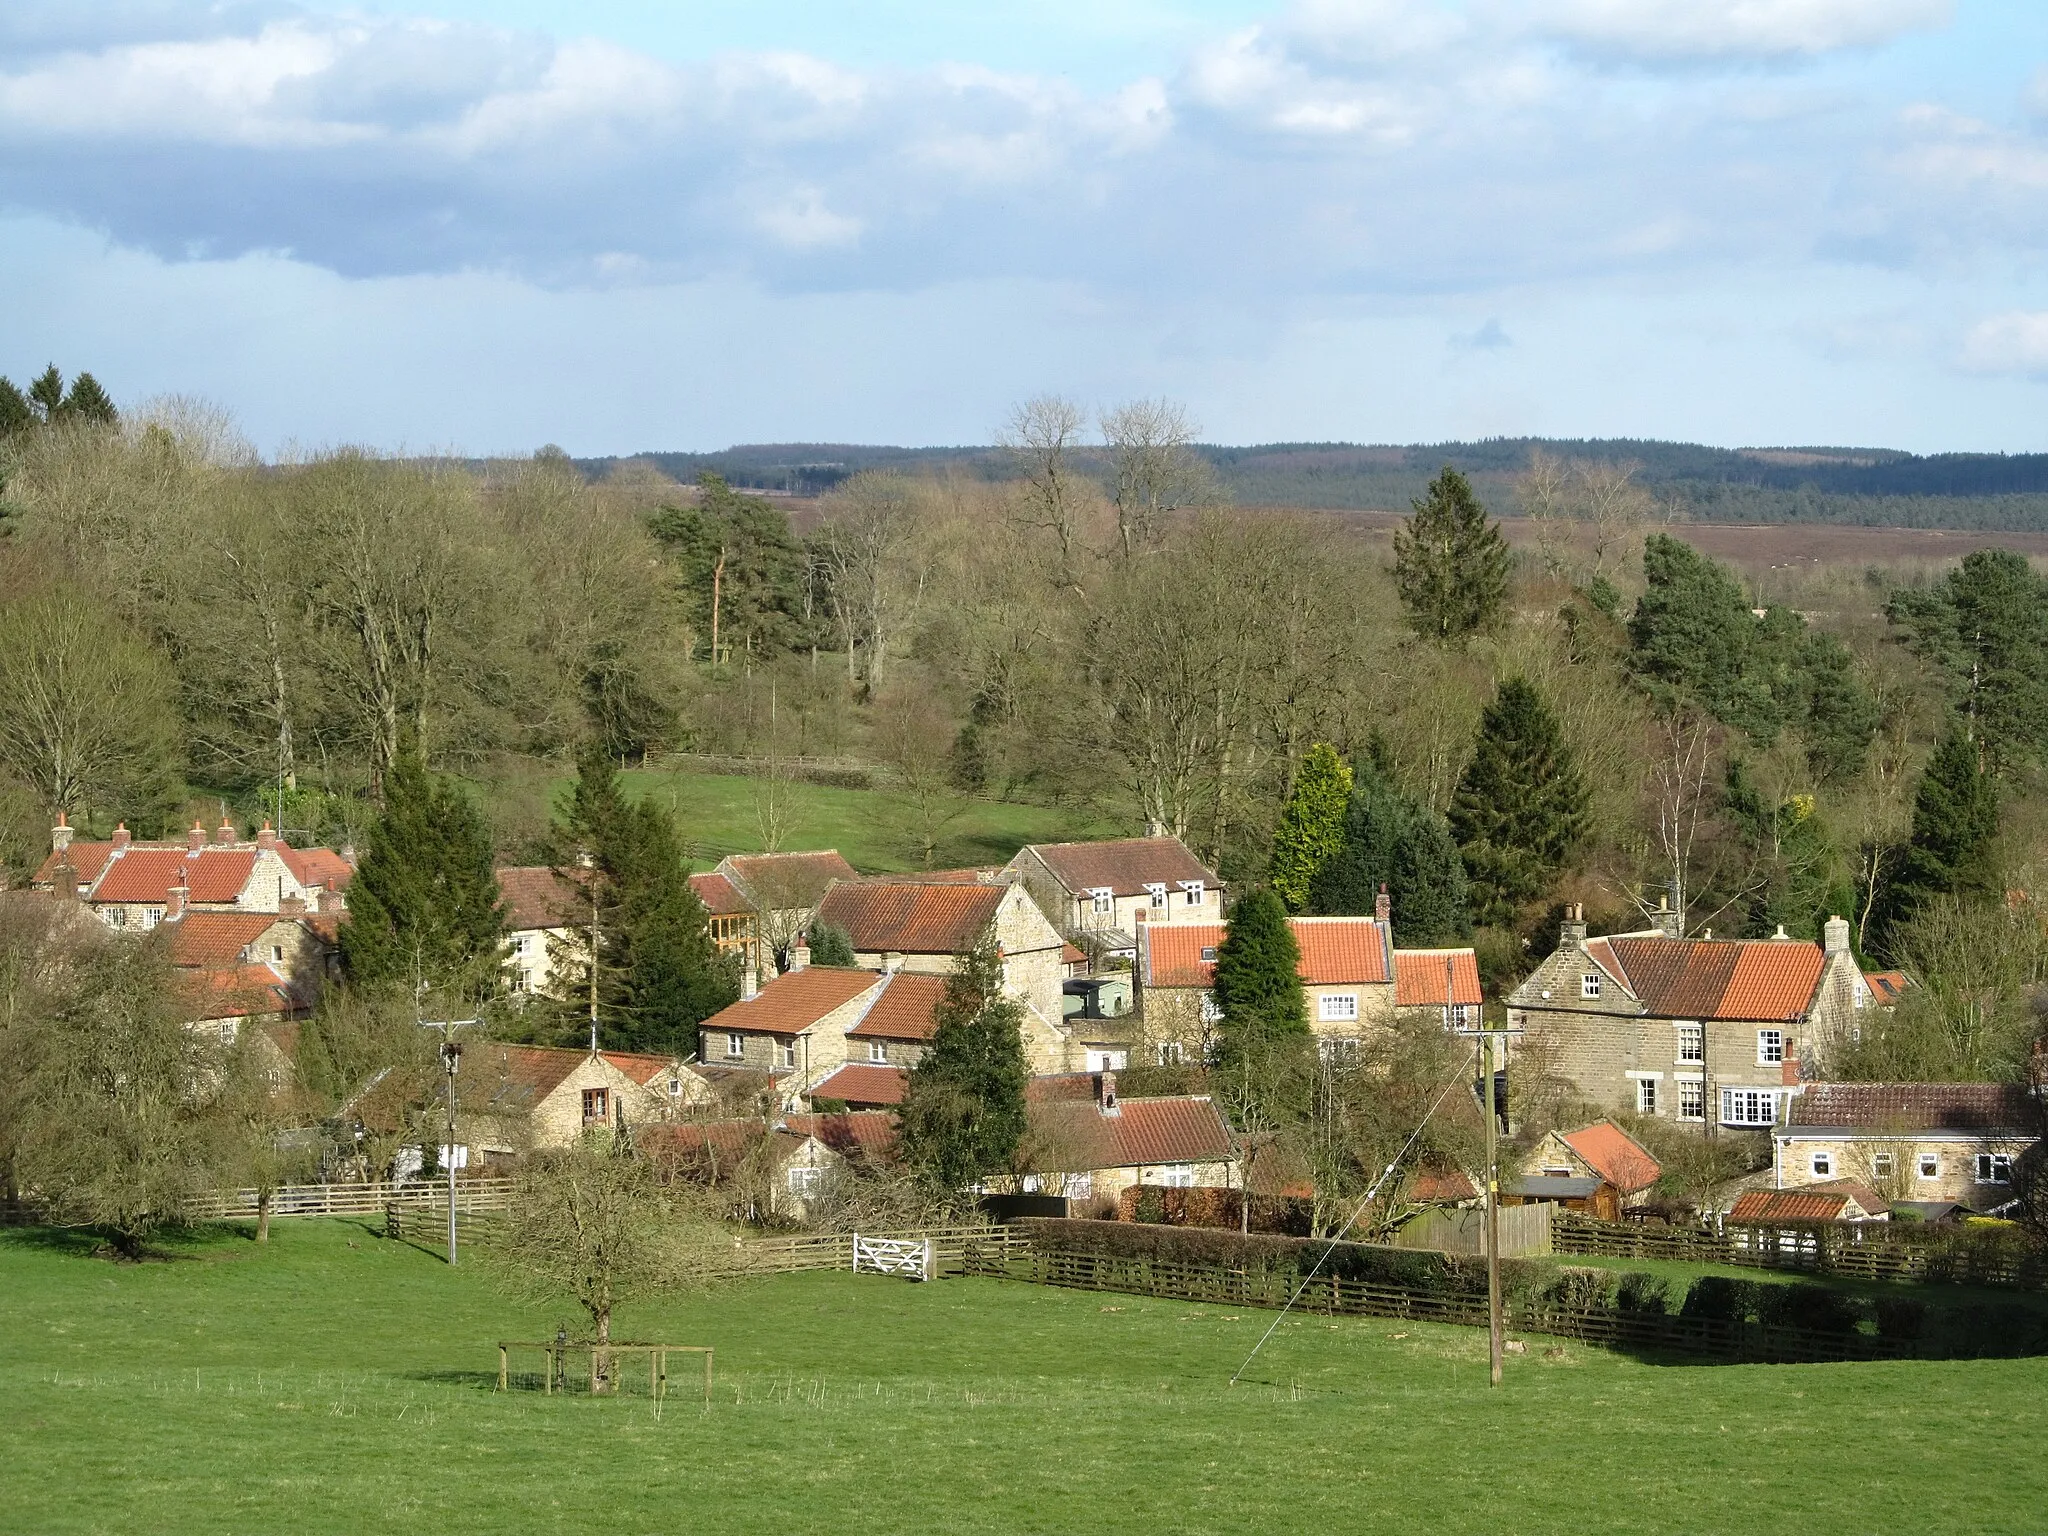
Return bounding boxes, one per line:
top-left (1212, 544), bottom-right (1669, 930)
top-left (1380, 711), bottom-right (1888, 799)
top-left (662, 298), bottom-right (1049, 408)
top-left (614, 766), bottom-right (1116, 873)
top-left (4, 1219), bottom-right (2045, 1535)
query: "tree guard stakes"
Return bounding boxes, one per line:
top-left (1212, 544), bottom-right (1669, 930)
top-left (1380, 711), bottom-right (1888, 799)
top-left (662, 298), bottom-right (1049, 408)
top-left (498, 1341), bottom-right (715, 1406)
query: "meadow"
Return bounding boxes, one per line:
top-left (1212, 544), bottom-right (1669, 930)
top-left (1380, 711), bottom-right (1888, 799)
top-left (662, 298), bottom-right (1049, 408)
top-left (4, 1219), bottom-right (2044, 1535)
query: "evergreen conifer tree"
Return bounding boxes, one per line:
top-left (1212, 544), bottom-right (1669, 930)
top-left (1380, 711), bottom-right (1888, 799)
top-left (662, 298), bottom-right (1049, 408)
top-left (1210, 887), bottom-right (1310, 1127)
top-left (1391, 467), bottom-right (1511, 643)
top-left (1448, 676), bottom-right (1587, 927)
top-left (60, 372), bottom-right (116, 424)
top-left (339, 737), bottom-right (506, 1001)
top-left (1875, 726), bottom-right (2001, 953)
top-left (1268, 743), bottom-right (1353, 912)
top-left (1310, 761), bottom-right (1471, 943)
top-left (897, 931), bottom-right (1029, 1189)
top-left (807, 922), bottom-right (856, 968)
top-left (1888, 550), bottom-right (2048, 772)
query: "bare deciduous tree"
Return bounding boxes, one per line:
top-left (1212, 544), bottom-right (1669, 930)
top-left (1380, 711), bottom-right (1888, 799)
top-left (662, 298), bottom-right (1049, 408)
top-left (811, 471), bottom-right (932, 693)
top-left (999, 395), bottom-right (1093, 583)
top-left (1100, 397), bottom-right (1215, 561)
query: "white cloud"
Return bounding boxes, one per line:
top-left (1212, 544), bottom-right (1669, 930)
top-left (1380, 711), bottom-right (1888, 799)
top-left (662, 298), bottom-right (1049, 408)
top-left (1523, 0), bottom-right (1951, 62)
top-left (1960, 311), bottom-right (2048, 376)
top-left (754, 188), bottom-right (863, 250)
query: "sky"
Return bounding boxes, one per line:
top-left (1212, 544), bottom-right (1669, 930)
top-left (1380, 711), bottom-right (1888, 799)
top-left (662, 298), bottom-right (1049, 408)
top-left (3, 1), bottom-right (2048, 456)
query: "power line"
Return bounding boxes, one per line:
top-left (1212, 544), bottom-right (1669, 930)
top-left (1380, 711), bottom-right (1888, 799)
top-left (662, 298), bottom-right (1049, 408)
top-left (1228, 1057), bottom-right (1475, 1388)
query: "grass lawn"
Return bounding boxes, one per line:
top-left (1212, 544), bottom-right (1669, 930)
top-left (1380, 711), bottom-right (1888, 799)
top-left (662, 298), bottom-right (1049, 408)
top-left (613, 765), bottom-right (1117, 873)
top-left (3, 1220), bottom-right (2044, 1535)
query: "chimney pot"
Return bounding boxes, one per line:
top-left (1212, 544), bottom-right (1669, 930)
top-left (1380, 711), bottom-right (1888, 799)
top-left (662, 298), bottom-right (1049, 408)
top-left (188, 821), bottom-right (206, 853)
top-left (111, 823), bottom-right (130, 851)
top-left (51, 812), bottom-right (74, 854)
top-left (1823, 914), bottom-right (1851, 956)
top-left (214, 816), bottom-right (237, 845)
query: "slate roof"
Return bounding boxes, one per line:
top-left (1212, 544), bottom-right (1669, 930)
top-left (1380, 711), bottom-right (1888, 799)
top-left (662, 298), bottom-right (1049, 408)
top-left (1022, 1095), bottom-right (1235, 1172)
top-left (845, 970), bottom-right (948, 1040)
top-left (688, 872), bottom-right (753, 917)
top-left (1506, 1176), bottom-right (1602, 1200)
top-left (497, 866), bottom-right (583, 931)
top-left (1558, 1121), bottom-right (1661, 1194)
top-left (1785, 1083), bottom-right (2041, 1135)
top-left (815, 880), bottom-right (1008, 954)
top-left (1020, 837), bottom-right (1218, 897)
top-left (700, 966), bottom-right (881, 1036)
top-left (1392, 949), bottom-right (1484, 1007)
top-left (720, 850), bottom-right (859, 909)
top-left (1141, 917), bottom-right (1391, 988)
top-left (808, 1062), bottom-right (909, 1105)
top-left (1593, 935), bottom-right (1828, 1021)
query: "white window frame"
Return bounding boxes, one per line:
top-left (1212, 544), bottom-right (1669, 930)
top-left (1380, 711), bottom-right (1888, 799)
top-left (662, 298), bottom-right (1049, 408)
top-left (1089, 887), bottom-right (1114, 916)
top-left (143, 907), bottom-right (165, 930)
top-left (1917, 1152), bottom-right (1940, 1180)
top-left (1871, 1151), bottom-right (1895, 1178)
top-left (1678, 1080), bottom-right (1705, 1121)
top-left (867, 1039), bottom-right (888, 1065)
top-left (514, 933), bottom-right (532, 955)
top-left (1757, 1030), bottom-right (1785, 1066)
top-left (510, 972), bottom-right (529, 993)
top-left (1976, 1152), bottom-right (2013, 1183)
top-left (1145, 882), bottom-right (1168, 910)
top-left (1067, 1172), bottom-right (1094, 1200)
top-left (1810, 1151), bottom-right (1833, 1178)
top-left (1180, 880), bottom-right (1205, 907)
top-left (1155, 1041), bottom-right (1185, 1066)
top-left (1449, 1003), bottom-right (1473, 1029)
top-left (786, 1165), bottom-right (823, 1197)
top-left (1720, 1087), bottom-right (1778, 1127)
top-left (1636, 1079), bottom-right (1658, 1115)
top-left (1675, 1023), bottom-right (1703, 1064)
top-left (1154, 1165), bottom-right (1196, 1188)
top-left (1317, 992), bottom-right (1359, 1023)
top-left (778, 1040), bottom-right (796, 1070)
top-left (725, 1032), bottom-right (745, 1059)
top-left (104, 907), bottom-right (126, 929)
top-left (1580, 972), bottom-right (1601, 999)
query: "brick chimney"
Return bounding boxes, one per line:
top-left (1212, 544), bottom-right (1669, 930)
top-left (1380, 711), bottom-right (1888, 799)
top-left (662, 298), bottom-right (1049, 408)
top-left (188, 821), bottom-right (207, 853)
top-left (279, 892), bottom-right (306, 917)
top-left (50, 811), bottom-right (73, 855)
top-left (111, 822), bottom-right (130, 851)
top-left (318, 886), bottom-right (343, 914)
top-left (1823, 914), bottom-right (1850, 956)
top-left (1560, 902), bottom-right (1587, 947)
top-left (256, 821), bottom-right (278, 851)
top-left (1374, 883), bottom-right (1391, 925)
top-left (1096, 1070), bottom-right (1120, 1116)
top-left (165, 881), bottom-right (187, 921)
top-left (214, 816), bottom-right (237, 845)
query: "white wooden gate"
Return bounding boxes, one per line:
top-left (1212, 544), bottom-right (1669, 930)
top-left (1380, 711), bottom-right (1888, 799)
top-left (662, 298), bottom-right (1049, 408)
top-left (852, 1233), bottom-right (934, 1281)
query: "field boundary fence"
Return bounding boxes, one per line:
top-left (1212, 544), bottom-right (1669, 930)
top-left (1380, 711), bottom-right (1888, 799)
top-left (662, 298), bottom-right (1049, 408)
top-left (184, 1179), bottom-right (516, 1222)
top-left (1551, 1213), bottom-right (2048, 1290)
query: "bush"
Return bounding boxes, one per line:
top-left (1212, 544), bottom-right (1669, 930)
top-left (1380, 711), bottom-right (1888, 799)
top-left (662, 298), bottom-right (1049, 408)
top-left (1614, 1272), bottom-right (1670, 1316)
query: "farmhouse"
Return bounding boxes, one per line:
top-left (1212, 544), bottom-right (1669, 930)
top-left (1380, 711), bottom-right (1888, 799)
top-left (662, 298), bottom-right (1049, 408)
top-left (1007, 1073), bottom-right (1239, 1212)
top-left (497, 866), bottom-right (583, 997)
top-left (1005, 835), bottom-right (1222, 963)
top-left (695, 964), bottom-right (953, 1108)
top-left (1774, 1082), bottom-right (2041, 1212)
top-left (1506, 905), bottom-right (1867, 1130)
top-left (715, 850), bottom-right (859, 971)
top-left (34, 816), bottom-right (352, 930)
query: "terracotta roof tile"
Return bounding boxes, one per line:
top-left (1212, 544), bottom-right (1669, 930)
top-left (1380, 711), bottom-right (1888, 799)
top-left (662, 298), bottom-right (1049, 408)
top-left (1392, 949), bottom-right (1483, 1007)
top-left (1804, 1177), bottom-right (1889, 1217)
top-left (1729, 1189), bottom-right (1849, 1224)
top-left (1021, 837), bottom-right (1219, 897)
top-left (599, 1050), bottom-right (682, 1085)
top-left (1862, 970), bottom-right (1911, 1004)
top-left (700, 967), bottom-right (882, 1036)
top-left (784, 1110), bottom-right (898, 1162)
top-left (279, 846), bottom-right (354, 891)
top-left (91, 847), bottom-right (260, 905)
top-left (1558, 1121), bottom-right (1661, 1194)
top-left (720, 851), bottom-right (859, 909)
top-left (1025, 1072), bottom-right (1103, 1102)
top-left (1408, 1164), bottom-right (1479, 1202)
top-left (32, 841), bottom-right (117, 888)
top-left (179, 962), bottom-right (303, 1022)
top-left (641, 1118), bottom-right (770, 1171)
top-left (689, 872), bottom-right (753, 917)
top-left (1142, 917), bottom-right (1388, 989)
top-left (809, 1062), bottom-right (909, 1105)
top-left (163, 912), bottom-right (282, 967)
top-left (1023, 1095), bottom-right (1235, 1172)
top-left (1787, 1083), bottom-right (2041, 1134)
top-left (471, 1044), bottom-right (594, 1108)
top-left (846, 970), bottom-right (948, 1040)
top-left (1606, 936), bottom-right (1826, 1021)
top-left (815, 880), bottom-right (1008, 955)
top-left (496, 866), bottom-right (583, 931)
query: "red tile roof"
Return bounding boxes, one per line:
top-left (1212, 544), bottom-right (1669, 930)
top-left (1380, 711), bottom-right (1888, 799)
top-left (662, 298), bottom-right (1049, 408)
top-left (1604, 936), bottom-right (1827, 1021)
top-left (721, 850), bottom-right (859, 909)
top-left (641, 1118), bottom-right (772, 1172)
top-left (700, 966), bottom-right (882, 1037)
top-left (162, 912), bottom-right (283, 968)
top-left (1408, 1164), bottom-right (1479, 1202)
top-left (809, 1062), bottom-right (909, 1105)
top-left (600, 1051), bottom-right (681, 1086)
top-left (1729, 1189), bottom-right (1851, 1224)
top-left (1787, 1083), bottom-right (2040, 1134)
top-left (32, 841), bottom-right (117, 889)
top-left (1021, 837), bottom-right (1218, 897)
top-left (846, 970), bottom-right (948, 1040)
top-left (784, 1110), bottom-right (899, 1162)
top-left (496, 866), bottom-right (583, 931)
top-left (279, 845), bottom-right (354, 891)
top-left (1023, 1095), bottom-right (1235, 1172)
top-left (179, 963), bottom-right (303, 1022)
top-left (471, 1044), bottom-right (596, 1108)
top-left (1804, 1177), bottom-right (1889, 1217)
top-left (1142, 917), bottom-right (1389, 989)
top-left (815, 880), bottom-right (1008, 954)
top-left (1862, 970), bottom-right (1911, 1004)
top-left (1025, 1072), bottom-right (1105, 1102)
top-left (1559, 1121), bottom-right (1661, 1194)
top-left (1392, 949), bottom-right (1483, 1007)
top-left (689, 872), bottom-right (753, 917)
top-left (92, 847), bottom-right (261, 905)
top-left (1062, 941), bottom-right (1087, 966)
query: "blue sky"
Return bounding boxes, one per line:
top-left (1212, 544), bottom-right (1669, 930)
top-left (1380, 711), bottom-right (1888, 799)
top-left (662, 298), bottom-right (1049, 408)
top-left (3, 0), bottom-right (2047, 456)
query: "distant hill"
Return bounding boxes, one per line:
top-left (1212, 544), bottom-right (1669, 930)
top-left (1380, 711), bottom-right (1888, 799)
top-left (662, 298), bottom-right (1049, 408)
top-left (581, 438), bottom-right (2048, 531)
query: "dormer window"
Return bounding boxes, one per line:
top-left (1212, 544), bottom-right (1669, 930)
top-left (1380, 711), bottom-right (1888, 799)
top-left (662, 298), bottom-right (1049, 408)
top-left (1581, 973), bottom-right (1601, 999)
top-left (1180, 880), bottom-right (1205, 906)
top-left (1145, 882), bottom-right (1168, 910)
top-left (868, 1040), bottom-right (888, 1064)
top-left (1090, 887), bottom-right (1114, 915)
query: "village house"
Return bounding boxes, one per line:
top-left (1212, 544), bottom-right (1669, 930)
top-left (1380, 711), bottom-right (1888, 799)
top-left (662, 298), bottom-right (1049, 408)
top-left (1136, 896), bottom-right (1481, 1065)
top-left (811, 875), bottom-right (1074, 1071)
top-left (643, 1116), bottom-right (852, 1222)
top-left (715, 850), bottom-right (859, 971)
top-left (453, 1043), bottom-right (715, 1169)
top-left (1506, 904), bottom-right (1869, 1131)
top-left (1773, 1082), bottom-right (2041, 1213)
top-left (497, 866), bottom-right (581, 997)
top-left (1004, 1072), bottom-right (1240, 1213)
top-left (1005, 836), bottom-right (1222, 964)
top-left (1518, 1121), bottom-right (1662, 1218)
top-left (694, 964), bottom-right (951, 1108)
top-left (33, 815), bottom-right (352, 930)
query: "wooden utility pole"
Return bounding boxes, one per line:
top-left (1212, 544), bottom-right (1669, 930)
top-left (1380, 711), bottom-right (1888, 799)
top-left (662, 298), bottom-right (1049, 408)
top-left (1454, 953), bottom-right (1503, 1387)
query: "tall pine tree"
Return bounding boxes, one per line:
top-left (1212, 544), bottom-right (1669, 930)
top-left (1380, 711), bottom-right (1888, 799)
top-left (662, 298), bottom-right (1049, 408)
top-left (1448, 677), bottom-right (1587, 927)
top-left (339, 736), bottom-right (506, 1002)
top-left (1268, 743), bottom-right (1353, 912)
top-left (1310, 760), bottom-right (1471, 944)
top-left (897, 931), bottom-right (1029, 1190)
top-left (1874, 725), bottom-right (2001, 955)
top-left (1391, 467), bottom-right (1511, 643)
top-left (1210, 888), bottom-right (1310, 1127)
top-left (1887, 549), bottom-right (2048, 773)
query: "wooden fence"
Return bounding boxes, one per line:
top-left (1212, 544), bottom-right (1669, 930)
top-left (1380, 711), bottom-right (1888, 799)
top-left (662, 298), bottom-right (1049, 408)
top-left (726, 1225), bottom-right (1029, 1277)
top-left (1392, 1203), bottom-right (1554, 1258)
top-left (184, 1179), bottom-right (516, 1222)
top-left (1551, 1213), bottom-right (2048, 1290)
top-left (968, 1241), bottom-right (1912, 1365)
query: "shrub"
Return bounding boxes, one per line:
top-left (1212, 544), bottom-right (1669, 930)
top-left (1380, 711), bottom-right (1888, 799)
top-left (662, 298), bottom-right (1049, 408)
top-left (1614, 1272), bottom-right (1670, 1315)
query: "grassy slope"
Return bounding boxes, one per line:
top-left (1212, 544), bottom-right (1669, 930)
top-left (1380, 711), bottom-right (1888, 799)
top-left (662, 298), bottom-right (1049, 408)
top-left (613, 766), bottom-right (1117, 874)
top-left (3, 1220), bottom-right (2044, 1535)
